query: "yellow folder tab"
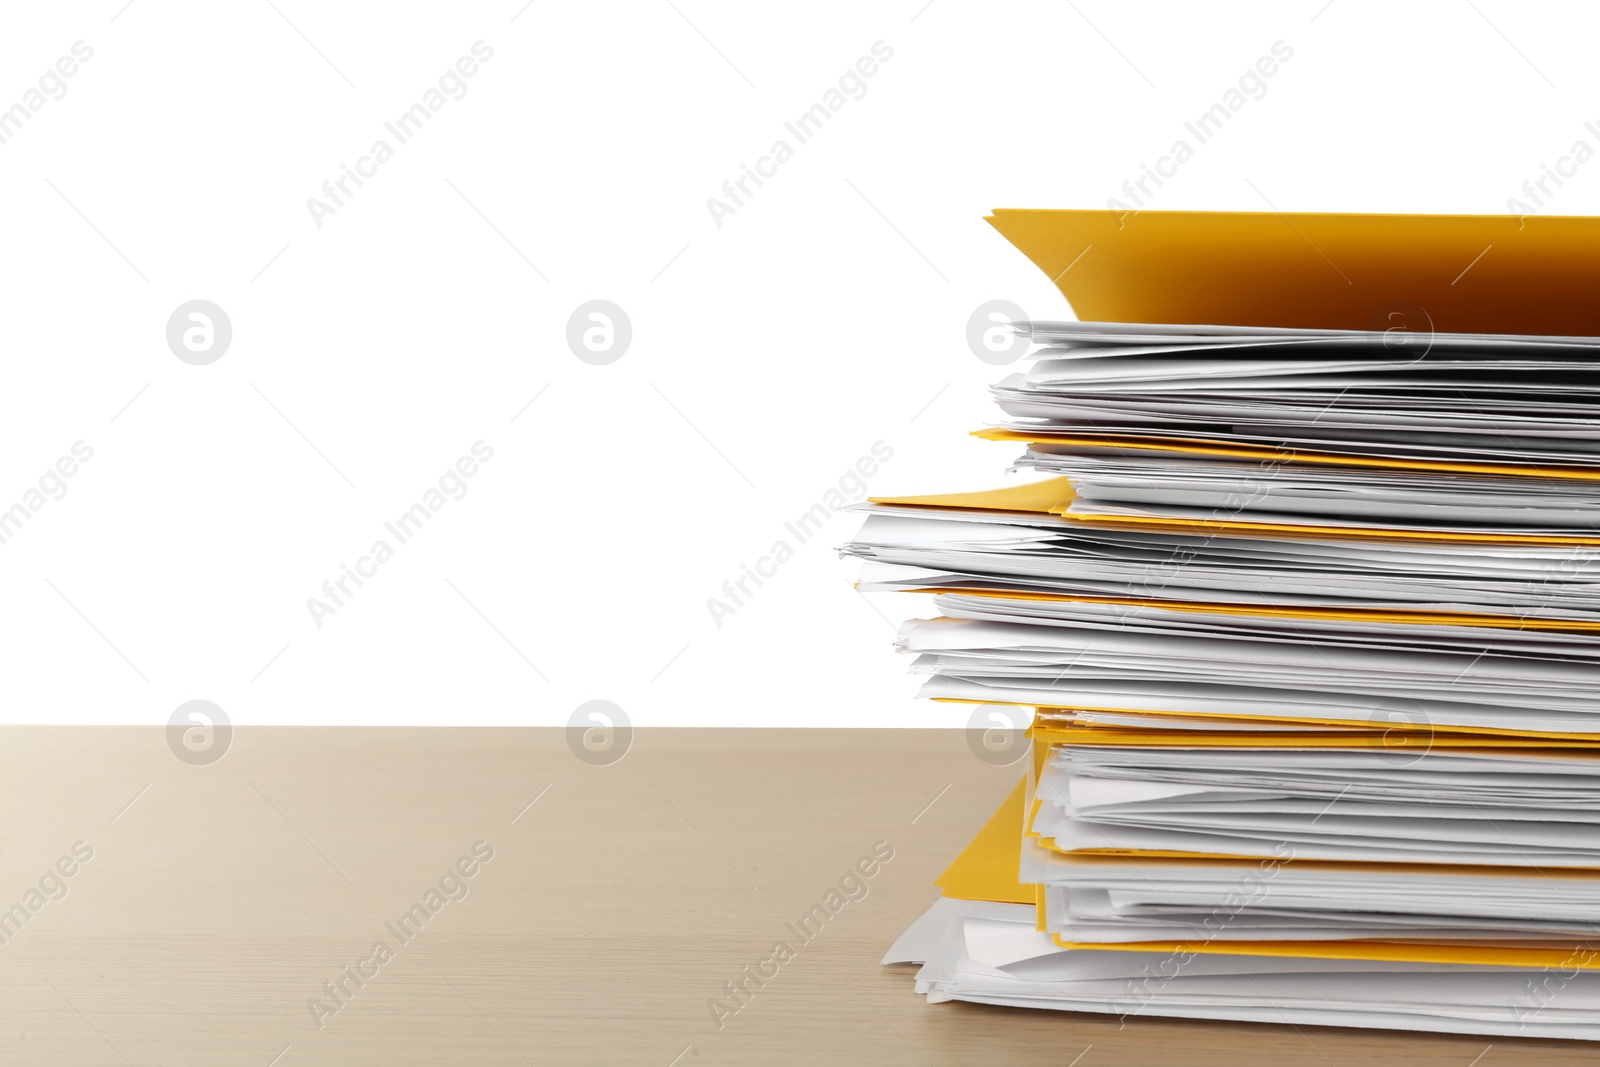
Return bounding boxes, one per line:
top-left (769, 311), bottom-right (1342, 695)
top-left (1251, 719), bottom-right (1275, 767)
top-left (973, 428), bottom-right (1600, 488)
top-left (934, 777), bottom-right (1034, 905)
top-left (926, 588), bottom-right (1600, 633)
top-left (985, 208), bottom-right (1600, 336)
top-left (1031, 723), bottom-right (1600, 748)
top-left (1052, 509), bottom-right (1600, 545)
top-left (869, 477), bottom-right (1074, 515)
top-left (1050, 934), bottom-right (1600, 971)
top-left (944, 697), bottom-right (1600, 742)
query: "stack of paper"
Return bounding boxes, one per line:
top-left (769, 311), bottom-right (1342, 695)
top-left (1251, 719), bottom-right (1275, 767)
top-left (881, 782), bottom-right (1600, 1038)
top-left (852, 209), bottom-right (1600, 1039)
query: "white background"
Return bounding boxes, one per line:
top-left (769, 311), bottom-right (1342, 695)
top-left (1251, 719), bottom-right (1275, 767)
top-left (0, 0), bottom-right (1593, 727)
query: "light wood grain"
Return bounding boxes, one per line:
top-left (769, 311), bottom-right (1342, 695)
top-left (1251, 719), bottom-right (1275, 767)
top-left (0, 727), bottom-right (1584, 1065)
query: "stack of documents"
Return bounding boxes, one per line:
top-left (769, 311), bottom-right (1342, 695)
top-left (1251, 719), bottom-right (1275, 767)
top-left (882, 782), bottom-right (1600, 1038)
top-left (853, 209), bottom-right (1600, 1039)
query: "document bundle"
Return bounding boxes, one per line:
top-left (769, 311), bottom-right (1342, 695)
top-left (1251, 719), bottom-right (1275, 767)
top-left (850, 209), bottom-right (1600, 1039)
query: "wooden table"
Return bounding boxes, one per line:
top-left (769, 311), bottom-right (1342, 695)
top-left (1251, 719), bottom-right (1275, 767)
top-left (0, 727), bottom-right (1586, 1065)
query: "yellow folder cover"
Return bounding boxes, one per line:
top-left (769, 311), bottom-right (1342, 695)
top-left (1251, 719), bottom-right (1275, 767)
top-left (935, 777), bottom-right (1033, 906)
top-left (931, 770), bottom-right (1600, 968)
top-left (986, 208), bottom-right (1600, 336)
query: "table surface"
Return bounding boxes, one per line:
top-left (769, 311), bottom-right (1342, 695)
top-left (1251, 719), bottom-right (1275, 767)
top-left (0, 726), bottom-right (1586, 1066)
